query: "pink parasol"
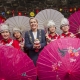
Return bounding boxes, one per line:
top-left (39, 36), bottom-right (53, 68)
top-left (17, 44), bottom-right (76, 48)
top-left (68, 11), bottom-right (80, 34)
top-left (37, 38), bottom-right (80, 80)
top-left (0, 45), bottom-right (37, 80)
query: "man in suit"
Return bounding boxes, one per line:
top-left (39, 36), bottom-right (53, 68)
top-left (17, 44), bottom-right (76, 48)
top-left (25, 17), bottom-right (46, 66)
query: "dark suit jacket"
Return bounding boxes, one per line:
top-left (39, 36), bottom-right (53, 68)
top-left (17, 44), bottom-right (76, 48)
top-left (25, 29), bottom-right (46, 65)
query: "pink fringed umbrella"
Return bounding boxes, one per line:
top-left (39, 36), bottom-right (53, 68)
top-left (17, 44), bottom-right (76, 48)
top-left (68, 11), bottom-right (80, 34)
top-left (37, 38), bottom-right (80, 80)
top-left (0, 45), bottom-right (37, 80)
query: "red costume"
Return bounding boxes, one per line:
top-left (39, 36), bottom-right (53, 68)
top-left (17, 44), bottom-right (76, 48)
top-left (15, 38), bottom-right (29, 54)
top-left (0, 38), bottom-right (20, 49)
top-left (48, 33), bottom-right (60, 41)
top-left (15, 38), bottom-right (24, 47)
top-left (75, 33), bottom-right (80, 38)
top-left (60, 32), bottom-right (75, 38)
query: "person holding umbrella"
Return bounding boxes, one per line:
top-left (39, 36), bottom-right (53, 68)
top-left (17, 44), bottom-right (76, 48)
top-left (0, 24), bottom-right (20, 49)
top-left (60, 18), bottom-right (75, 38)
top-left (45, 20), bottom-right (59, 44)
top-left (25, 17), bottom-right (46, 66)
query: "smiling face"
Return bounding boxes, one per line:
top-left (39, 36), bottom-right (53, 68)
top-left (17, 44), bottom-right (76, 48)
top-left (61, 24), bottom-right (69, 33)
top-left (29, 18), bottom-right (38, 31)
top-left (1, 30), bottom-right (10, 40)
top-left (13, 31), bottom-right (21, 39)
top-left (48, 26), bottom-right (56, 33)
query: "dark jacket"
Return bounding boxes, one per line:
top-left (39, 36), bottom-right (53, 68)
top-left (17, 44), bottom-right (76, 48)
top-left (25, 29), bottom-right (46, 65)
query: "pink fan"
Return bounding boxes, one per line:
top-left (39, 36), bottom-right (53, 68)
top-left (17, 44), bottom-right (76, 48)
top-left (37, 38), bottom-right (80, 80)
top-left (68, 11), bottom-right (80, 34)
top-left (0, 45), bottom-right (37, 80)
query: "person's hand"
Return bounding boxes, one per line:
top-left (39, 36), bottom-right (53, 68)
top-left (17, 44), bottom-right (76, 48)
top-left (45, 33), bottom-right (51, 41)
top-left (33, 43), bottom-right (41, 49)
top-left (45, 33), bottom-right (49, 39)
top-left (36, 44), bottom-right (41, 49)
top-left (46, 36), bottom-right (51, 43)
top-left (19, 42), bottom-right (24, 50)
top-left (70, 33), bottom-right (75, 38)
top-left (78, 31), bottom-right (80, 34)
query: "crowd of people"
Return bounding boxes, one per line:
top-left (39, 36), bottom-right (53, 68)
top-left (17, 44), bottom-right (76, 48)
top-left (0, 17), bottom-right (79, 67)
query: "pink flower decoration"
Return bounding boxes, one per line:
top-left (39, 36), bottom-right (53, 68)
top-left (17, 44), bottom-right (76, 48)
top-left (75, 52), bottom-right (79, 57)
